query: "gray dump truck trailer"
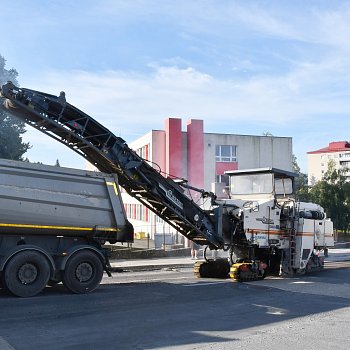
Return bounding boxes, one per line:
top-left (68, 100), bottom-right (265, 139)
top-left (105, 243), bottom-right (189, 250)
top-left (0, 158), bottom-right (133, 297)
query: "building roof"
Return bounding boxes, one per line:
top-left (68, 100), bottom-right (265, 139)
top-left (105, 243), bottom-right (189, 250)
top-left (307, 141), bottom-right (350, 154)
top-left (225, 167), bottom-right (297, 178)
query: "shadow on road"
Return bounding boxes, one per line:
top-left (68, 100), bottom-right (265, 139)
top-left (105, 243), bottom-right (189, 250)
top-left (0, 266), bottom-right (350, 349)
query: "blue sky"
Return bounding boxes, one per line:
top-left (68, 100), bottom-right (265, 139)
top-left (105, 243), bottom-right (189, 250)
top-left (1, 0), bottom-right (350, 172)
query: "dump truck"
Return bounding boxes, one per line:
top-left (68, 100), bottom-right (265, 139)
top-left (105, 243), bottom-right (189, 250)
top-left (0, 81), bottom-right (334, 297)
top-left (0, 158), bottom-right (133, 297)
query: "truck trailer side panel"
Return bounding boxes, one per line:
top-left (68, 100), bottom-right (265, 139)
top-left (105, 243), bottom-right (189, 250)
top-left (0, 158), bottom-right (133, 241)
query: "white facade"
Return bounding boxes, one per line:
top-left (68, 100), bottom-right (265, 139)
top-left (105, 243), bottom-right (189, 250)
top-left (308, 141), bottom-right (350, 185)
top-left (122, 118), bottom-right (293, 245)
top-left (203, 133), bottom-right (293, 190)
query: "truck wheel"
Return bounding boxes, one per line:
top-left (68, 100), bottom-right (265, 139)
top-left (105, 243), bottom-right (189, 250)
top-left (62, 250), bottom-right (103, 294)
top-left (4, 251), bottom-right (50, 297)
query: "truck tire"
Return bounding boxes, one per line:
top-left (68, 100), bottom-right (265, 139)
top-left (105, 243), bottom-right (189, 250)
top-left (62, 250), bottom-right (103, 294)
top-left (4, 251), bottom-right (50, 297)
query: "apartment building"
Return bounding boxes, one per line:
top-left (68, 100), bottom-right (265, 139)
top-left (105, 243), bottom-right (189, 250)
top-left (307, 141), bottom-right (350, 185)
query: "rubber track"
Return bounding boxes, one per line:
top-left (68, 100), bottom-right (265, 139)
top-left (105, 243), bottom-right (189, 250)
top-left (193, 259), bottom-right (230, 279)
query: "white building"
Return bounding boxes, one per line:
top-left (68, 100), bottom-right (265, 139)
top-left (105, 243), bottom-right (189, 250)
top-left (122, 118), bottom-right (293, 245)
top-left (307, 141), bottom-right (350, 185)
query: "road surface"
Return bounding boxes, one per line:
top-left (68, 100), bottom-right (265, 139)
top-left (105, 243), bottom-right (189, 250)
top-left (0, 264), bottom-right (350, 350)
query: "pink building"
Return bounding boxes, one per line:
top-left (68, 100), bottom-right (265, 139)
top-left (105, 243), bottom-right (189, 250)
top-left (122, 118), bottom-right (293, 244)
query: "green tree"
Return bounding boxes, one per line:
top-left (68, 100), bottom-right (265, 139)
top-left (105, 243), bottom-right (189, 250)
top-left (292, 154), bottom-right (309, 201)
top-left (262, 131), bottom-right (273, 136)
top-left (0, 54), bottom-right (30, 160)
top-left (309, 160), bottom-right (350, 231)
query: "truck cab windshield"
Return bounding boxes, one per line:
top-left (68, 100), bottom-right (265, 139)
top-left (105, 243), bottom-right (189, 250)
top-left (230, 173), bottom-right (294, 196)
top-left (230, 174), bottom-right (273, 195)
top-left (274, 178), bottom-right (293, 195)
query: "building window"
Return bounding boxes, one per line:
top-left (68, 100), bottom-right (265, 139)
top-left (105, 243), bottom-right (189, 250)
top-left (216, 174), bottom-right (229, 185)
top-left (125, 203), bottom-right (150, 221)
top-left (136, 144), bottom-right (150, 160)
top-left (216, 145), bottom-right (237, 162)
top-left (136, 204), bottom-right (142, 220)
top-left (156, 215), bottom-right (164, 224)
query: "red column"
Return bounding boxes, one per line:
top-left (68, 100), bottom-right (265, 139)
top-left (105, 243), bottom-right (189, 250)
top-left (187, 119), bottom-right (204, 188)
top-left (165, 118), bottom-right (182, 178)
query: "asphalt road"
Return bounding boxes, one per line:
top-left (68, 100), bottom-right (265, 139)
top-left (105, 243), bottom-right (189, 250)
top-left (1, 265), bottom-right (350, 350)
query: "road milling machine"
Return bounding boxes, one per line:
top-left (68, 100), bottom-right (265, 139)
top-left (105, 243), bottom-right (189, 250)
top-left (0, 81), bottom-right (334, 296)
top-left (211, 167), bottom-right (334, 281)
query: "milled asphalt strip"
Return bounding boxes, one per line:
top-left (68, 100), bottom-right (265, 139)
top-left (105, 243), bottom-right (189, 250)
top-left (104, 276), bottom-right (231, 286)
top-left (109, 263), bottom-right (192, 272)
top-left (182, 281), bottom-right (230, 287)
top-left (111, 260), bottom-right (350, 273)
top-left (102, 275), bottom-right (191, 285)
top-left (109, 249), bottom-right (350, 273)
